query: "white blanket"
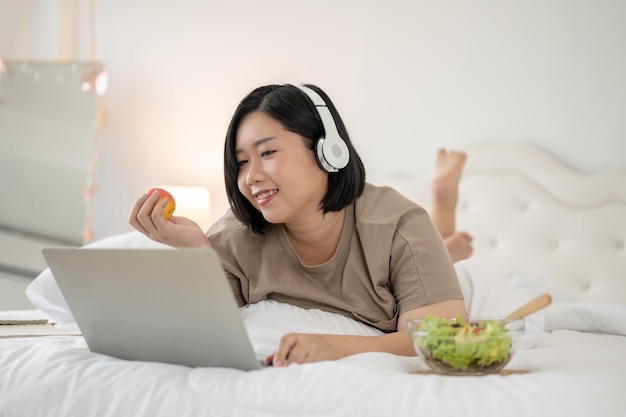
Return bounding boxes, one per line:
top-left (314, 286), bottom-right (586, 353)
top-left (545, 301), bottom-right (626, 335)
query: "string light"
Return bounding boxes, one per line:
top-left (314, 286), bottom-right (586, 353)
top-left (80, 66), bottom-right (107, 243)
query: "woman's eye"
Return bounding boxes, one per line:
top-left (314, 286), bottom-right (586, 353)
top-left (237, 159), bottom-right (248, 168)
top-left (261, 150), bottom-right (275, 157)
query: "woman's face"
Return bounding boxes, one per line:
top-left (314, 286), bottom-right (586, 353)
top-left (235, 111), bottom-right (328, 226)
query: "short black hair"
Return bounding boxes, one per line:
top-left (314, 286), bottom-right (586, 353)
top-left (223, 83), bottom-right (366, 234)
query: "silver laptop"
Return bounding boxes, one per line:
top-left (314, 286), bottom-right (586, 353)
top-left (41, 247), bottom-right (265, 371)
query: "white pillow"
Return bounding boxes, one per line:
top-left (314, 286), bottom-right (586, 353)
top-left (241, 300), bottom-right (383, 356)
top-left (507, 272), bottom-right (626, 336)
top-left (26, 231), bottom-right (170, 324)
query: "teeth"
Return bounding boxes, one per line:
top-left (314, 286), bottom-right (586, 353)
top-left (256, 190), bottom-right (277, 200)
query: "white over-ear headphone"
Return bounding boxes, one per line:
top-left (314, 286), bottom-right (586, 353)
top-left (297, 85), bottom-right (350, 173)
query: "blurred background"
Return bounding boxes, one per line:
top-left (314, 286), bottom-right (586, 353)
top-left (1, 0), bottom-right (625, 242)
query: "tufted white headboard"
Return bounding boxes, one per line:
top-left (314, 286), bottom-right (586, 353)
top-left (372, 143), bottom-right (626, 304)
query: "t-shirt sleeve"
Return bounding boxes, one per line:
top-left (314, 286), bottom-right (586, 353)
top-left (390, 205), bottom-right (464, 315)
top-left (224, 270), bottom-right (246, 307)
top-left (205, 211), bottom-right (252, 308)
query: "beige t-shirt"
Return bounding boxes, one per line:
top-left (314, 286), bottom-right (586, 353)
top-left (206, 183), bottom-right (462, 332)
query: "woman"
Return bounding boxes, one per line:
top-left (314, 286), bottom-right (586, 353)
top-left (129, 83), bottom-right (467, 366)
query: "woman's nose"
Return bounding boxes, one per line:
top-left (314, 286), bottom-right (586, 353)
top-left (245, 159), bottom-right (264, 185)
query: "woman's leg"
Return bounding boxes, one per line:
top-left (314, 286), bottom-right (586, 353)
top-left (430, 148), bottom-right (473, 262)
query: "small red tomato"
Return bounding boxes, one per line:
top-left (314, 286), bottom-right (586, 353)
top-left (147, 188), bottom-right (176, 220)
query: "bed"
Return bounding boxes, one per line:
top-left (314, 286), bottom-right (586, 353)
top-left (1, 143), bottom-right (625, 417)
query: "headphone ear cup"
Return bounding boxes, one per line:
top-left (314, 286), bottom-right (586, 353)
top-left (317, 135), bottom-right (349, 173)
top-left (297, 85), bottom-right (350, 173)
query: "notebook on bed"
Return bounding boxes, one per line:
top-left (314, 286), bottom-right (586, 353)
top-left (41, 247), bottom-right (266, 371)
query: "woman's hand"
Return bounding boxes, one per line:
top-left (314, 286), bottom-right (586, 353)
top-left (129, 190), bottom-right (210, 248)
top-left (266, 333), bottom-right (345, 367)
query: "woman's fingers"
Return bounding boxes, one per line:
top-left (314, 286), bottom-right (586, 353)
top-left (129, 189), bottom-right (210, 247)
top-left (128, 192), bottom-right (150, 233)
top-left (129, 190), bottom-right (170, 239)
top-left (271, 333), bottom-right (301, 367)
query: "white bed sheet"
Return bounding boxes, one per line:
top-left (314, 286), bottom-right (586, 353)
top-left (1, 328), bottom-right (626, 417)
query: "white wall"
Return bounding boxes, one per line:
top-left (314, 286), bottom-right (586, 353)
top-left (2, 0), bottom-right (625, 240)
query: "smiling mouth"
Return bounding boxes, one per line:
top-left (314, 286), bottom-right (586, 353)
top-left (254, 189), bottom-right (278, 202)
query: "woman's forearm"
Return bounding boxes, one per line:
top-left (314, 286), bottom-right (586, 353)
top-left (332, 332), bottom-right (416, 358)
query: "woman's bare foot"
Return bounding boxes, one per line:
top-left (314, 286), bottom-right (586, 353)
top-left (431, 148), bottom-right (467, 207)
top-left (444, 231), bottom-right (473, 263)
top-left (430, 148), bottom-right (467, 241)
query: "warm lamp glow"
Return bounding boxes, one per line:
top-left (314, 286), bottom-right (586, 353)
top-left (161, 186), bottom-right (212, 231)
top-left (81, 69), bottom-right (108, 95)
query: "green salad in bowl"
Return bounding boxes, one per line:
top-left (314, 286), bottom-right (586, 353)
top-left (407, 316), bottom-right (524, 375)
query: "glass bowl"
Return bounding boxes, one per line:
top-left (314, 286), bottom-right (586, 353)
top-left (407, 316), bottom-right (525, 376)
